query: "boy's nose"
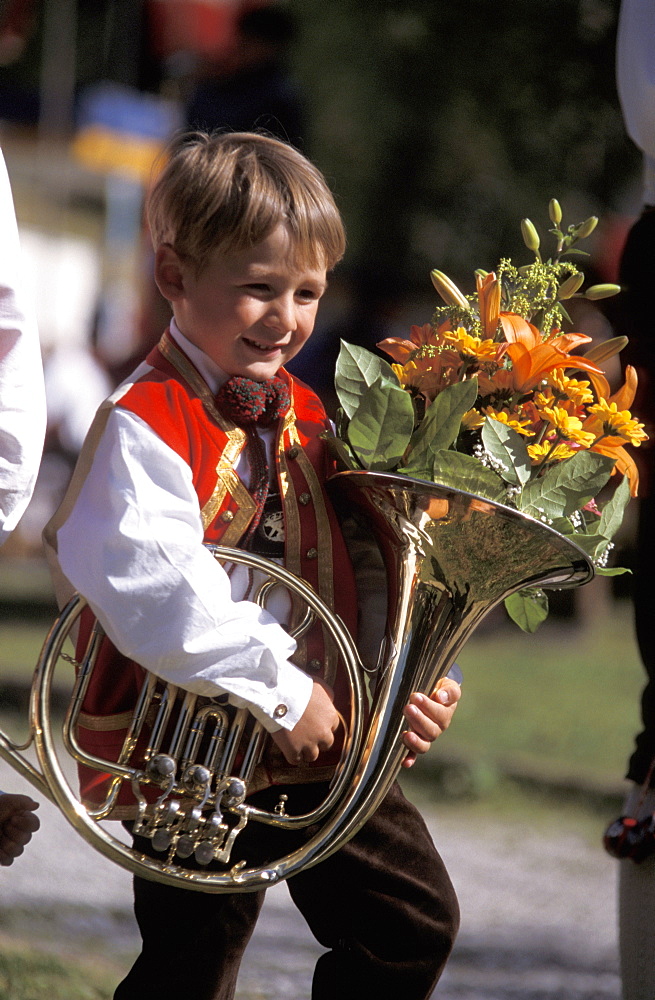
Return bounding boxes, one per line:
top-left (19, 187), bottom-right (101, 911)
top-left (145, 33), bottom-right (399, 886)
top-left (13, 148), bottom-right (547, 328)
top-left (265, 295), bottom-right (297, 333)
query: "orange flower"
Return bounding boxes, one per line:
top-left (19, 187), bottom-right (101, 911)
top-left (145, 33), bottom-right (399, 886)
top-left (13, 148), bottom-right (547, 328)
top-left (476, 271), bottom-right (501, 338)
top-left (399, 351), bottom-right (463, 402)
top-left (499, 314), bottom-right (605, 394)
top-left (582, 365), bottom-right (644, 495)
top-left (377, 323), bottom-right (436, 363)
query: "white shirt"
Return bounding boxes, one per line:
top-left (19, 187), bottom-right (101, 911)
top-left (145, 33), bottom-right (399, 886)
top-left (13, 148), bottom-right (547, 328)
top-left (616, 0), bottom-right (655, 205)
top-left (54, 321), bottom-right (313, 733)
top-left (0, 149), bottom-right (46, 546)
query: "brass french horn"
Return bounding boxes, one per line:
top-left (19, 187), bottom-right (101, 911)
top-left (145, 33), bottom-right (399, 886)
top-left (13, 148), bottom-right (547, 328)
top-left (0, 470), bottom-right (594, 891)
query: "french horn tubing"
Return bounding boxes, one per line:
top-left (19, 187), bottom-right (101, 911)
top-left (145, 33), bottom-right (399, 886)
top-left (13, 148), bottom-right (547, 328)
top-left (0, 470), bottom-right (595, 892)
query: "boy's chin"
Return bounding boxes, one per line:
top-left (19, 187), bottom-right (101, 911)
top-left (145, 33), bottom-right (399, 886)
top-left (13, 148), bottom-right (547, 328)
top-left (236, 361), bottom-right (285, 382)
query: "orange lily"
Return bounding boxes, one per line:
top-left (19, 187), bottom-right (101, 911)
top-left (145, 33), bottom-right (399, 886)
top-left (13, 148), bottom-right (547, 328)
top-left (499, 313), bottom-right (605, 394)
top-left (476, 271), bottom-right (501, 338)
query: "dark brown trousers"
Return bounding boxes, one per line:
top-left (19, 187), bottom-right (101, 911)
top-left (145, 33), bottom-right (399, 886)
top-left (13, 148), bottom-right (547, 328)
top-left (113, 781), bottom-right (459, 1000)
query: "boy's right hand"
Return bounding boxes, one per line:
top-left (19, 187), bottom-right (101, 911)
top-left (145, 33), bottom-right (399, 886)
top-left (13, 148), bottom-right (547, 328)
top-left (271, 679), bottom-right (339, 765)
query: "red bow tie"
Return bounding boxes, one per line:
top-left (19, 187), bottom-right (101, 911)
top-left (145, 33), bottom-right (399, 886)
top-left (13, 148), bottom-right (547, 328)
top-left (215, 376), bottom-right (290, 427)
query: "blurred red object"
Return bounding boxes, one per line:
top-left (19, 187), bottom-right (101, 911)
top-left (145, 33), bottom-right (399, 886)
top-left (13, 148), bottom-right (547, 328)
top-left (146, 0), bottom-right (271, 61)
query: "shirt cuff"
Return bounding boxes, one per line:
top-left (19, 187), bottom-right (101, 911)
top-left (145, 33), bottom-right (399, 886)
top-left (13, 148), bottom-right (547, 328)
top-left (228, 661), bottom-right (314, 734)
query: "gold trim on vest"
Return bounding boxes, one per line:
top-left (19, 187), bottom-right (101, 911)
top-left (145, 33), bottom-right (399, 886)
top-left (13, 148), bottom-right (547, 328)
top-left (159, 330), bottom-right (258, 537)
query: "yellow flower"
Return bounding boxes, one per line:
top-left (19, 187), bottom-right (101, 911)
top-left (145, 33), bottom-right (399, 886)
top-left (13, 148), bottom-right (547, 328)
top-left (546, 371), bottom-right (594, 407)
top-left (392, 363), bottom-right (410, 385)
top-left (586, 400), bottom-right (648, 447)
top-left (448, 326), bottom-right (498, 360)
top-left (579, 366), bottom-right (644, 495)
top-left (462, 408), bottom-right (485, 430)
top-left (527, 440), bottom-right (577, 464)
top-left (483, 408), bottom-right (533, 436)
top-left (536, 404), bottom-right (597, 447)
top-left (533, 390), bottom-right (556, 409)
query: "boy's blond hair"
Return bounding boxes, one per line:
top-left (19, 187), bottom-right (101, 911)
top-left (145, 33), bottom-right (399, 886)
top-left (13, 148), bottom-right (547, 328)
top-left (147, 131), bottom-right (346, 274)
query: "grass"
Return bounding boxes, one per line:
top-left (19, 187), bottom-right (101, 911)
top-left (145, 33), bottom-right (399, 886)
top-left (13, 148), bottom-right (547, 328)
top-left (434, 579), bottom-right (644, 790)
top-left (0, 941), bottom-right (117, 1000)
top-left (0, 618), bottom-right (52, 686)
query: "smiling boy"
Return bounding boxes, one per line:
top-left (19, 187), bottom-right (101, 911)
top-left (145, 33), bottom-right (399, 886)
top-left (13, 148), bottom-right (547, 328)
top-left (45, 131), bottom-right (460, 1000)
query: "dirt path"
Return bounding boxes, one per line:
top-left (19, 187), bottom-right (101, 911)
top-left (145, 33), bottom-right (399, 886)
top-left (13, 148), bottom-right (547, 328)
top-left (0, 759), bottom-right (622, 999)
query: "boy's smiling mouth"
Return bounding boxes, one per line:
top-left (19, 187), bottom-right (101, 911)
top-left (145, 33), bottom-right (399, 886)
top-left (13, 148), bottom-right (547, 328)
top-left (243, 337), bottom-right (284, 353)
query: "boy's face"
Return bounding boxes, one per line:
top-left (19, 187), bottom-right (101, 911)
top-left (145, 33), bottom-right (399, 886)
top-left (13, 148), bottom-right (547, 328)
top-left (156, 224), bottom-right (328, 381)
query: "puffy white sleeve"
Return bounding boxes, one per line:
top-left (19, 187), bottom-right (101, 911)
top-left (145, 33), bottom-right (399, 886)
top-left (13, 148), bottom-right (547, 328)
top-left (55, 406), bottom-right (313, 733)
top-left (0, 149), bottom-right (46, 546)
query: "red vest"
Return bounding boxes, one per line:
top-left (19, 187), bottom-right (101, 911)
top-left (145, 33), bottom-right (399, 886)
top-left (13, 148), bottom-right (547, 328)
top-left (76, 331), bottom-right (359, 816)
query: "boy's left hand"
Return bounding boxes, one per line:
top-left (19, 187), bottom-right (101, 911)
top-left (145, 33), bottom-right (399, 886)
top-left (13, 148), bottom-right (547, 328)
top-left (400, 677), bottom-right (461, 769)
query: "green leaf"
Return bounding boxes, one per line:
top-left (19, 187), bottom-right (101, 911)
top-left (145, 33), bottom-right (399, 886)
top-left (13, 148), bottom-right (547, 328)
top-left (598, 476), bottom-right (631, 541)
top-left (481, 419), bottom-right (532, 487)
top-left (405, 378), bottom-right (479, 472)
top-left (549, 516), bottom-right (577, 536)
top-left (561, 247), bottom-right (590, 257)
top-left (334, 341), bottom-right (399, 419)
top-left (567, 532), bottom-right (611, 561)
top-left (504, 588), bottom-right (549, 632)
top-left (335, 406), bottom-right (349, 440)
top-left (320, 430), bottom-right (359, 471)
top-left (518, 451), bottom-right (614, 519)
top-left (596, 566), bottom-right (631, 577)
top-left (347, 377), bottom-right (415, 470)
top-left (401, 449), bottom-right (506, 501)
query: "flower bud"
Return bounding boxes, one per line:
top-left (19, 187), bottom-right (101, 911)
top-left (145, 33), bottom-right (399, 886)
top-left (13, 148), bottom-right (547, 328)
top-left (576, 216), bottom-right (598, 240)
top-left (520, 218), bottom-right (541, 252)
top-left (430, 269), bottom-right (471, 309)
top-left (584, 283), bottom-right (621, 301)
top-left (584, 336), bottom-right (628, 364)
top-left (548, 199), bottom-right (562, 225)
top-left (556, 272), bottom-right (584, 299)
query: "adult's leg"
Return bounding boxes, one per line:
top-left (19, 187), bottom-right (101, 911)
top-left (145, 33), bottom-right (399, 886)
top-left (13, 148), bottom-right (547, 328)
top-left (287, 781), bottom-right (460, 1000)
top-left (618, 786), bottom-right (655, 1000)
top-left (619, 854), bottom-right (655, 1000)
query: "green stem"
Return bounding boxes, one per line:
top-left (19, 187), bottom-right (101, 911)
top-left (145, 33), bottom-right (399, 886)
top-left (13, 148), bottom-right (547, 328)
top-left (532, 433), bottom-right (563, 474)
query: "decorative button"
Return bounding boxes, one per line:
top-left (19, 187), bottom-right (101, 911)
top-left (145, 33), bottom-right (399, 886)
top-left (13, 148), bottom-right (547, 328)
top-left (273, 704), bottom-right (288, 719)
top-left (307, 658), bottom-right (322, 673)
top-left (220, 510), bottom-right (235, 523)
top-left (306, 548), bottom-right (318, 560)
top-left (287, 446), bottom-right (299, 460)
top-left (299, 492), bottom-right (311, 505)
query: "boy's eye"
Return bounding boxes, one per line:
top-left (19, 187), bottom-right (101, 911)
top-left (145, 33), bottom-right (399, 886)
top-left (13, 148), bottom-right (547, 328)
top-left (297, 287), bottom-right (322, 302)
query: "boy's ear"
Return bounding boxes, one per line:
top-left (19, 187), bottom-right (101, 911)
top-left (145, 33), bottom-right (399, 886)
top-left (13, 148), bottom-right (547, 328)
top-left (154, 244), bottom-right (187, 302)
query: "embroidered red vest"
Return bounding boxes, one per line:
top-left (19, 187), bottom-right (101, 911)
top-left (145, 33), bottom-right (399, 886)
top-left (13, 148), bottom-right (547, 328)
top-left (75, 331), bottom-right (359, 817)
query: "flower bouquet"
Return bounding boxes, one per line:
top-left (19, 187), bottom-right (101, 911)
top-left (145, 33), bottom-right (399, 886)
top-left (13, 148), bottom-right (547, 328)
top-left (326, 201), bottom-right (646, 632)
